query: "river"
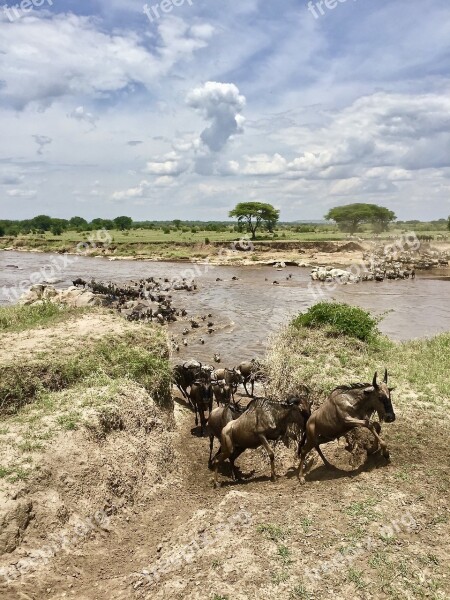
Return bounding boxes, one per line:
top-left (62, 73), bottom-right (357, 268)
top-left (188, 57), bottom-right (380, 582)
top-left (2, 250), bottom-right (450, 364)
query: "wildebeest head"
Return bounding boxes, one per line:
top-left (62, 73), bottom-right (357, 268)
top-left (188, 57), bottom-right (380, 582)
top-left (283, 396), bottom-right (312, 424)
top-left (364, 370), bottom-right (396, 423)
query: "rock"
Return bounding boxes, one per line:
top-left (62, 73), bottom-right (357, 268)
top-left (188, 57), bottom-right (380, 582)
top-left (0, 500), bottom-right (34, 555)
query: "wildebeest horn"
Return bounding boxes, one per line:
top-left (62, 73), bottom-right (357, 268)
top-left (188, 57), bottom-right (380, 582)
top-left (383, 369), bottom-right (388, 384)
top-left (372, 372), bottom-right (379, 388)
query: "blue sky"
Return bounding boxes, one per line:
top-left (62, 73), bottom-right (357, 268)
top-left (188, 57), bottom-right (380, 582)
top-left (1, 0), bottom-right (449, 220)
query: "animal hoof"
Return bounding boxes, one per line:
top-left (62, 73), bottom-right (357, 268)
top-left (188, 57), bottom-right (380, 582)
top-left (298, 476), bottom-right (306, 485)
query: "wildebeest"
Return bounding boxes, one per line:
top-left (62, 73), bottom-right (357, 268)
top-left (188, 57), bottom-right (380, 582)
top-left (212, 381), bottom-right (232, 406)
top-left (237, 359), bottom-right (264, 397)
top-left (213, 396), bottom-right (311, 487)
top-left (213, 368), bottom-right (243, 397)
top-left (190, 380), bottom-right (213, 436)
top-left (207, 401), bottom-right (245, 469)
top-left (73, 278), bottom-right (86, 287)
top-left (173, 360), bottom-right (211, 403)
top-left (298, 370), bottom-right (396, 484)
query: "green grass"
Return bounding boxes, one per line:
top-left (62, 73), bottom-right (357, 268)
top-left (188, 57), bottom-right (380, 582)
top-left (4, 225), bottom-right (448, 258)
top-left (344, 498), bottom-right (379, 519)
top-left (257, 523), bottom-right (287, 542)
top-left (293, 302), bottom-right (380, 342)
top-left (0, 316), bottom-right (172, 414)
top-left (57, 412), bottom-right (81, 431)
top-left (0, 302), bottom-right (83, 332)
top-left (277, 545), bottom-right (293, 566)
top-left (347, 567), bottom-right (368, 590)
top-left (290, 584), bottom-right (312, 599)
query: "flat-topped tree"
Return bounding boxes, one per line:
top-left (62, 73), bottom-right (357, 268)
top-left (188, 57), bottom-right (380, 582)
top-left (229, 202), bottom-right (280, 240)
top-left (325, 203), bottom-right (396, 234)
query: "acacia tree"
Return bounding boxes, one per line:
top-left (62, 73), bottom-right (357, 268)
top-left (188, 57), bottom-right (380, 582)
top-left (113, 216), bottom-right (133, 230)
top-left (229, 202), bottom-right (280, 239)
top-left (325, 203), bottom-right (396, 234)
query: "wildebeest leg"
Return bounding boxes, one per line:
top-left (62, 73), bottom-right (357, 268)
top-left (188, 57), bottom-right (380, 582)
top-left (368, 422), bottom-right (390, 460)
top-left (229, 448), bottom-right (245, 481)
top-left (315, 445), bottom-right (334, 469)
top-left (209, 435), bottom-right (215, 465)
top-left (298, 421), bottom-right (316, 484)
top-left (243, 380), bottom-right (250, 396)
top-left (251, 379), bottom-right (255, 397)
top-left (199, 407), bottom-right (207, 436)
top-left (258, 434), bottom-right (276, 481)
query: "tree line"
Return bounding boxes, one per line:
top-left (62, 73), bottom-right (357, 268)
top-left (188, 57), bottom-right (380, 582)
top-left (1, 204), bottom-right (449, 238)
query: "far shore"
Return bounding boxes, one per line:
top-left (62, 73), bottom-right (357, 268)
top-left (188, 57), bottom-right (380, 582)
top-left (2, 237), bottom-right (450, 272)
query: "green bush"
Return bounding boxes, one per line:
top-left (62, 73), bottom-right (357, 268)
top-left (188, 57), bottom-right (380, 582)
top-left (292, 302), bottom-right (379, 342)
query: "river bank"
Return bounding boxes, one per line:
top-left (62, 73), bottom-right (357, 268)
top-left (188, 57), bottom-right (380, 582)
top-left (0, 303), bottom-right (448, 599)
top-left (3, 235), bottom-right (450, 276)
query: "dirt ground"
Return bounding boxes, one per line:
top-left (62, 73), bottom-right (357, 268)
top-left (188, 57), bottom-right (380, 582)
top-left (1, 385), bottom-right (448, 600)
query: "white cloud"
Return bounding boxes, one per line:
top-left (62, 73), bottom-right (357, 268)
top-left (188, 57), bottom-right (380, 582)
top-left (0, 14), bottom-right (212, 110)
top-left (6, 188), bottom-right (37, 198)
top-left (68, 106), bottom-right (98, 129)
top-left (186, 82), bottom-right (246, 152)
top-left (144, 154), bottom-right (188, 176)
top-left (112, 180), bottom-right (151, 201)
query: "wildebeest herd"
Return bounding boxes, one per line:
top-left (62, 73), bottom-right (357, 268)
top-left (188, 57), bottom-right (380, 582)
top-left (73, 277), bottom-right (195, 323)
top-left (173, 360), bottom-right (396, 488)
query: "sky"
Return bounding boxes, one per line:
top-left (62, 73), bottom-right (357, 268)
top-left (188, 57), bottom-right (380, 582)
top-left (0, 0), bottom-right (450, 221)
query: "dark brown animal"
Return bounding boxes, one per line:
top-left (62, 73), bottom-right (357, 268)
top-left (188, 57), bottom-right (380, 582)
top-left (206, 402), bottom-right (245, 468)
top-left (190, 381), bottom-right (213, 436)
top-left (213, 368), bottom-right (243, 397)
top-left (298, 370), bottom-right (395, 484)
top-left (237, 360), bottom-right (264, 397)
top-left (212, 381), bottom-right (232, 406)
top-left (213, 396), bottom-right (310, 487)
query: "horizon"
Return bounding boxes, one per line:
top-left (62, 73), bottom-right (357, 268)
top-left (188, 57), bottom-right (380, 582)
top-left (1, 1), bottom-right (450, 221)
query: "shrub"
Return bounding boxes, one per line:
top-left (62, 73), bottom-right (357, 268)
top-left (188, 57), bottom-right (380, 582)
top-left (205, 237), bottom-right (210, 244)
top-left (292, 302), bottom-right (379, 342)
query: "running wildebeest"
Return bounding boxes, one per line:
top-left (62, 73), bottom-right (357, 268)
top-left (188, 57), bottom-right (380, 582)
top-left (213, 396), bottom-right (311, 487)
top-left (207, 401), bottom-right (245, 468)
top-left (298, 370), bottom-right (396, 484)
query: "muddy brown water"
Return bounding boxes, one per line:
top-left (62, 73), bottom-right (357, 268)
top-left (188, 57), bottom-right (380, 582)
top-left (1, 250), bottom-right (450, 366)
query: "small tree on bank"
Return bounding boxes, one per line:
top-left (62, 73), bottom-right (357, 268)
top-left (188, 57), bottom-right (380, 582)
top-left (325, 203), bottom-right (396, 234)
top-left (229, 202), bottom-right (280, 240)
